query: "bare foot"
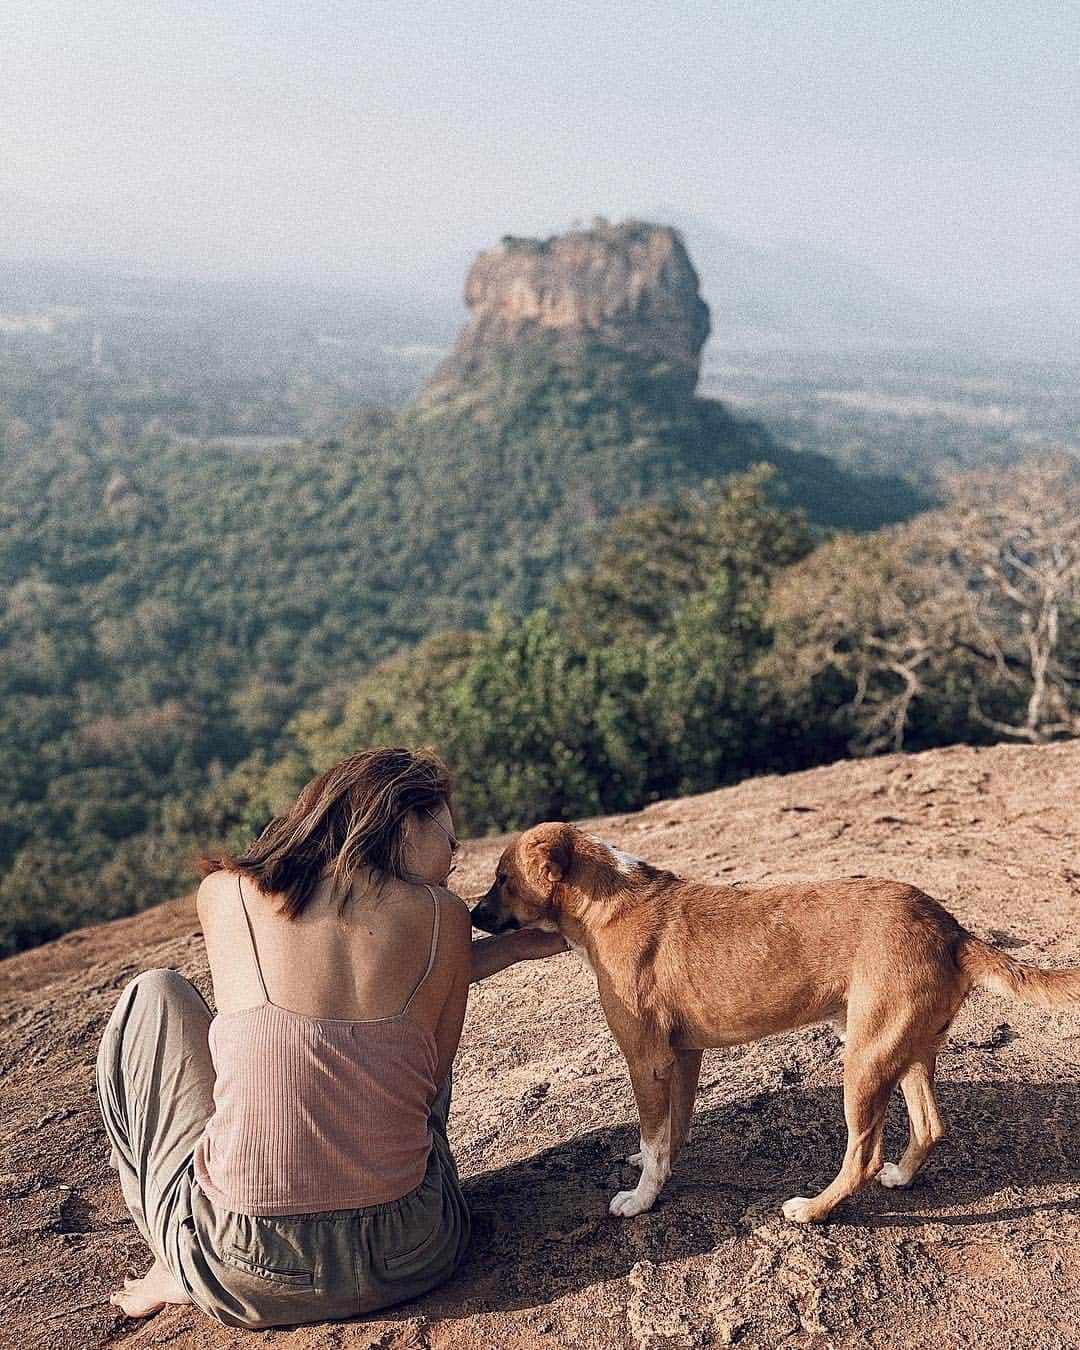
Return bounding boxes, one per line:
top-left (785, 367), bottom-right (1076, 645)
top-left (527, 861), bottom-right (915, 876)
top-left (110, 1258), bottom-right (191, 1318)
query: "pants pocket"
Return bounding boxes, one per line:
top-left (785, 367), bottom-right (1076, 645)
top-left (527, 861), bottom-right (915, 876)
top-left (382, 1215), bottom-right (444, 1271)
top-left (221, 1248), bottom-right (315, 1290)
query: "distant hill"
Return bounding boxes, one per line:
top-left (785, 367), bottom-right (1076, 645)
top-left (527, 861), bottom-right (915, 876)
top-left (665, 215), bottom-right (942, 350)
top-left (407, 218), bottom-right (926, 547)
top-left (666, 213), bottom-right (1080, 361)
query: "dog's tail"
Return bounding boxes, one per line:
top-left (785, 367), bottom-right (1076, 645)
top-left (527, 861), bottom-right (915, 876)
top-left (959, 935), bottom-right (1080, 1008)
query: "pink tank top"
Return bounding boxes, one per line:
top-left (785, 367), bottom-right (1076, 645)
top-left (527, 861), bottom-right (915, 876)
top-left (193, 877), bottom-right (441, 1216)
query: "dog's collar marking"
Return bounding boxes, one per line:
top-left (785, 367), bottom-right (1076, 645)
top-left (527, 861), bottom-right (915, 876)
top-left (590, 836), bottom-right (643, 876)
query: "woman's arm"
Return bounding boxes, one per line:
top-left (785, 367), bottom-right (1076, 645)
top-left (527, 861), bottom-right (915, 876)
top-left (470, 928), bottom-right (569, 983)
top-left (432, 897), bottom-right (473, 1086)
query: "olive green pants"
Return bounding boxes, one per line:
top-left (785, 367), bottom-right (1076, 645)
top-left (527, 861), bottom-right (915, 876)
top-left (96, 968), bottom-right (470, 1329)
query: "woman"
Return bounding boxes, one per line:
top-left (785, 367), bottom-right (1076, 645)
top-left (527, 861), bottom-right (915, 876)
top-left (96, 746), bottom-right (565, 1328)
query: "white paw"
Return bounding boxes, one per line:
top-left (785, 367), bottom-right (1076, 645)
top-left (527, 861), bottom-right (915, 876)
top-left (609, 1187), bottom-right (654, 1217)
top-left (626, 1150), bottom-right (643, 1167)
top-left (782, 1196), bottom-right (816, 1224)
top-left (876, 1162), bottom-right (910, 1189)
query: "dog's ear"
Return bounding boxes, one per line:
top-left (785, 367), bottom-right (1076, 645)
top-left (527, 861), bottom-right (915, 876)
top-left (523, 822), bottom-right (575, 891)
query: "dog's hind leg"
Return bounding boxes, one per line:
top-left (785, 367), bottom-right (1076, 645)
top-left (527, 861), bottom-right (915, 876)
top-left (610, 1053), bottom-right (675, 1217)
top-left (783, 1021), bottom-right (907, 1224)
top-left (878, 1056), bottom-right (944, 1189)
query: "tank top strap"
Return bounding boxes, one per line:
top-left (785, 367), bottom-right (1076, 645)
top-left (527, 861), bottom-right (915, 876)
top-left (401, 885), bottom-right (441, 1014)
top-left (236, 873), bottom-right (270, 1003)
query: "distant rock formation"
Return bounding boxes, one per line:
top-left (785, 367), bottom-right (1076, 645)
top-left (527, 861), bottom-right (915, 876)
top-left (421, 218), bottom-right (710, 402)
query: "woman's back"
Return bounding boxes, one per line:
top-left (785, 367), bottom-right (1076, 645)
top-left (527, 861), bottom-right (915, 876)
top-left (193, 870), bottom-right (470, 1215)
top-left (199, 869), bottom-right (459, 1027)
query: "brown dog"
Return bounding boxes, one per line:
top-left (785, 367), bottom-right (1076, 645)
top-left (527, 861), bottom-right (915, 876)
top-left (470, 822), bottom-right (1080, 1223)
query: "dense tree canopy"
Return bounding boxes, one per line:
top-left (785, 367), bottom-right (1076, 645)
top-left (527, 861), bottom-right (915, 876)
top-left (6, 333), bottom-right (1071, 958)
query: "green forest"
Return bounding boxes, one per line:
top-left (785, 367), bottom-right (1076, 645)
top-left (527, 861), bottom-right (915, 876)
top-left (1, 331), bottom-right (1076, 956)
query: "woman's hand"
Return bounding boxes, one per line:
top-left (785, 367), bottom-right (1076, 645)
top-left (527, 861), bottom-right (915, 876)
top-left (469, 927), bottom-right (569, 983)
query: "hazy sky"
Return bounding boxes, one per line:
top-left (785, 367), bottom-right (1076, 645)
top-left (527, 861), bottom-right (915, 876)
top-left (2, 1), bottom-right (1077, 308)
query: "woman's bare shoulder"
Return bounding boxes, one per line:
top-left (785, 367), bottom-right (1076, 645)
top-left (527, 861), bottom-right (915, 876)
top-left (196, 867), bottom-right (264, 927)
top-left (196, 868), bottom-right (234, 914)
top-left (433, 885), bottom-right (473, 937)
top-left (396, 886), bottom-right (471, 981)
top-left (385, 882), bottom-right (471, 952)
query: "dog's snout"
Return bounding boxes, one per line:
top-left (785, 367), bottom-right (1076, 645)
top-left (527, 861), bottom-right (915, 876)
top-left (469, 902), bottom-right (496, 933)
top-left (470, 888), bottom-right (520, 934)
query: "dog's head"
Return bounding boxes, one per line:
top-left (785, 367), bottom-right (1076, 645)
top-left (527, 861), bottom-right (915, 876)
top-left (469, 821), bottom-right (576, 934)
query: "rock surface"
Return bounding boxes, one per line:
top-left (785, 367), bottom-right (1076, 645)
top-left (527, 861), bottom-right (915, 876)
top-left (2, 740), bottom-right (1078, 1348)
top-left (422, 219), bottom-right (710, 401)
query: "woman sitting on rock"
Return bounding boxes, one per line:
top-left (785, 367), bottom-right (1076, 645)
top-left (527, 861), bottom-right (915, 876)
top-left (96, 746), bottom-right (565, 1328)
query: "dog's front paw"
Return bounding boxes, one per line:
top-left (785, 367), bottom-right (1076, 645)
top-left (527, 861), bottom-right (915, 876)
top-left (876, 1162), bottom-right (910, 1189)
top-left (609, 1187), bottom-right (654, 1217)
top-left (781, 1195), bottom-right (817, 1224)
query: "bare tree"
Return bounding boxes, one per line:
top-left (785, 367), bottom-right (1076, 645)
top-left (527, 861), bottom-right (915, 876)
top-left (768, 455), bottom-right (1080, 755)
top-left (767, 527), bottom-right (973, 754)
top-left (939, 454), bottom-right (1080, 742)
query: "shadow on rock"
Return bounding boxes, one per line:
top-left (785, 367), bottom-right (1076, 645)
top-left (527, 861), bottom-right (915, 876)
top-left (411, 1079), bottom-right (1080, 1319)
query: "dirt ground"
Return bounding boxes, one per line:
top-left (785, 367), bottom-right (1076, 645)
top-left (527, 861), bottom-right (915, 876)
top-left (1, 740), bottom-right (1077, 1350)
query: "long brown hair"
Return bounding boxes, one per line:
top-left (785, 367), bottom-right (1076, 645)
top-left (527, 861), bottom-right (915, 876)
top-left (198, 746), bottom-right (453, 919)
